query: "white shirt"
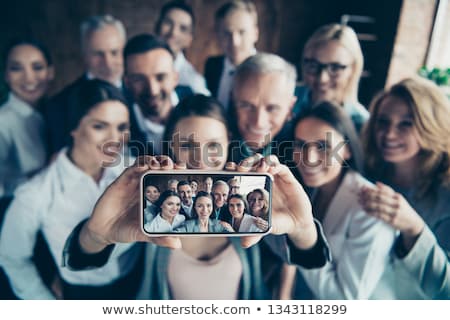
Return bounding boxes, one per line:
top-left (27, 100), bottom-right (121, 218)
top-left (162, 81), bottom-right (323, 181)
top-left (144, 214), bottom-right (185, 233)
top-left (132, 92), bottom-right (179, 155)
top-left (217, 48), bottom-right (256, 109)
top-left (234, 214), bottom-right (263, 233)
top-left (174, 52), bottom-right (210, 95)
top-left (0, 93), bottom-right (47, 197)
top-left (0, 149), bottom-right (137, 299)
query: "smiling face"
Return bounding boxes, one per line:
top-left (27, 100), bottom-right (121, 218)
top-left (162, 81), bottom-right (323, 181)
top-left (303, 40), bottom-right (354, 105)
top-left (83, 25), bottom-right (125, 84)
top-left (158, 8), bottom-right (193, 55)
top-left (374, 95), bottom-right (422, 166)
top-left (294, 117), bottom-right (350, 188)
top-left (160, 195), bottom-right (181, 221)
top-left (212, 184), bottom-right (229, 209)
top-left (178, 184), bottom-right (193, 206)
top-left (194, 196), bottom-right (213, 220)
top-left (145, 185), bottom-right (160, 203)
top-left (234, 72), bottom-right (296, 150)
top-left (171, 116), bottom-right (229, 170)
top-left (247, 191), bottom-right (265, 216)
top-left (228, 197), bottom-right (245, 218)
top-left (70, 100), bottom-right (130, 167)
top-left (124, 49), bottom-right (178, 122)
top-left (5, 44), bottom-right (54, 106)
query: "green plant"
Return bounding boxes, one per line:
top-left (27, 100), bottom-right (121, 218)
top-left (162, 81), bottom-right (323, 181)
top-left (418, 67), bottom-right (450, 86)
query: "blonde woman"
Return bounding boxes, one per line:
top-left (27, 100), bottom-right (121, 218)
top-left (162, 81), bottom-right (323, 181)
top-left (360, 77), bottom-right (450, 299)
top-left (295, 23), bottom-right (369, 131)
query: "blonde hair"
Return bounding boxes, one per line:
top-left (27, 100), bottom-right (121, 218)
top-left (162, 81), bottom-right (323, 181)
top-left (247, 188), bottom-right (269, 220)
top-left (362, 77), bottom-right (450, 196)
top-left (302, 23), bottom-right (363, 104)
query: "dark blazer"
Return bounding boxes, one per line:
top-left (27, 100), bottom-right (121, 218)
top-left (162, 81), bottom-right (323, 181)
top-left (204, 55), bottom-right (225, 98)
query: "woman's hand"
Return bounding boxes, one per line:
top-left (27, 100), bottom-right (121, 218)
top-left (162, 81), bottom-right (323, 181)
top-left (79, 156), bottom-right (183, 253)
top-left (254, 217), bottom-right (269, 231)
top-left (219, 221), bottom-right (234, 232)
top-left (227, 155), bottom-right (318, 249)
top-left (359, 182), bottom-right (425, 251)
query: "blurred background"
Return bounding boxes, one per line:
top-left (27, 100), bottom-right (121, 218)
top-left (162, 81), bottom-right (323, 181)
top-left (1, 0), bottom-right (449, 105)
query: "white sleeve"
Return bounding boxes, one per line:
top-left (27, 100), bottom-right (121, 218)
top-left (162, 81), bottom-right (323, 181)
top-left (300, 210), bottom-right (396, 299)
top-left (0, 183), bottom-right (55, 299)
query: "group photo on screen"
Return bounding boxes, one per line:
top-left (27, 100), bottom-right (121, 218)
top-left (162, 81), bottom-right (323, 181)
top-left (142, 174), bottom-right (271, 234)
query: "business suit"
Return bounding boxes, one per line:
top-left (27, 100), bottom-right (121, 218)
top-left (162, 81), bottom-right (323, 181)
top-left (204, 55), bottom-right (225, 99)
top-left (298, 170), bottom-right (396, 299)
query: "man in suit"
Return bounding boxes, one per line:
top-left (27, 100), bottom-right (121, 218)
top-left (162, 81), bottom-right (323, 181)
top-left (45, 15), bottom-right (127, 155)
top-left (228, 52), bottom-right (297, 165)
top-left (123, 34), bottom-right (193, 156)
top-left (204, 0), bottom-right (258, 109)
top-left (155, 0), bottom-right (210, 95)
top-left (211, 180), bottom-right (232, 223)
top-left (177, 180), bottom-right (194, 219)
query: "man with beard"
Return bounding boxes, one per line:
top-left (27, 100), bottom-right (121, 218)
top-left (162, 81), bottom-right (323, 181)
top-left (123, 34), bottom-right (193, 156)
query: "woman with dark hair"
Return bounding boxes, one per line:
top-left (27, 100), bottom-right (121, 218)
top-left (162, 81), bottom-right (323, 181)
top-left (62, 94), bottom-right (329, 300)
top-left (0, 79), bottom-right (141, 299)
top-left (286, 101), bottom-right (395, 299)
top-left (144, 190), bottom-right (184, 232)
top-left (175, 191), bottom-right (233, 233)
top-left (0, 38), bottom-right (54, 216)
top-left (359, 77), bottom-right (450, 299)
top-left (228, 194), bottom-right (266, 233)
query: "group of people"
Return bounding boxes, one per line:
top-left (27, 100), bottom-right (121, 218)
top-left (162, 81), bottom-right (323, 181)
top-left (0, 0), bottom-right (449, 300)
top-left (142, 177), bottom-right (270, 234)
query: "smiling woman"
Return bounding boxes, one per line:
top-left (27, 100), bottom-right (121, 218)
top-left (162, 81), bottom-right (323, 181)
top-left (0, 79), bottom-right (142, 300)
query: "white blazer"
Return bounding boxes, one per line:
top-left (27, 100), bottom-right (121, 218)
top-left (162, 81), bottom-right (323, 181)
top-left (299, 171), bottom-right (396, 299)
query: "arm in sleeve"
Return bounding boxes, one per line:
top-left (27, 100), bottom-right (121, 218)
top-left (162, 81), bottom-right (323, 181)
top-left (393, 224), bottom-right (450, 299)
top-left (0, 187), bottom-right (55, 299)
top-left (299, 213), bottom-right (396, 299)
top-left (62, 219), bottom-right (115, 271)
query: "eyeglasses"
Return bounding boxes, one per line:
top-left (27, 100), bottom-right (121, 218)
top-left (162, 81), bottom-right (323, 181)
top-left (302, 58), bottom-right (349, 77)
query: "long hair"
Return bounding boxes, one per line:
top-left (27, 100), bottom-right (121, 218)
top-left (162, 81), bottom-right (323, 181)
top-left (191, 191), bottom-right (214, 219)
top-left (302, 23), bottom-right (363, 104)
top-left (293, 100), bottom-right (364, 175)
top-left (154, 190), bottom-right (181, 214)
top-left (362, 77), bottom-right (450, 196)
top-left (246, 188), bottom-right (269, 220)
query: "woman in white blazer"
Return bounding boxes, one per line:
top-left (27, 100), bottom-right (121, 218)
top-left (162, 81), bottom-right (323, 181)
top-left (0, 80), bottom-right (140, 299)
top-left (285, 101), bottom-right (396, 299)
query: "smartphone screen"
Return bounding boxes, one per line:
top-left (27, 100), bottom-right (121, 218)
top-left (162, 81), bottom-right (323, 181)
top-left (141, 171), bottom-right (272, 235)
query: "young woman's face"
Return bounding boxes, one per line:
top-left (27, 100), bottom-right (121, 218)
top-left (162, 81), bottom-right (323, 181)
top-left (145, 185), bottom-right (160, 203)
top-left (194, 196), bottom-right (213, 220)
top-left (228, 197), bottom-right (245, 218)
top-left (4, 44), bottom-right (54, 106)
top-left (374, 95), bottom-right (421, 165)
top-left (247, 191), bottom-right (265, 215)
top-left (294, 117), bottom-right (350, 188)
top-left (160, 196), bottom-right (181, 219)
top-left (190, 181), bottom-right (198, 192)
top-left (171, 116), bottom-right (229, 170)
top-left (303, 40), bottom-right (354, 104)
top-left (71, 100), bottom-right (130, 166)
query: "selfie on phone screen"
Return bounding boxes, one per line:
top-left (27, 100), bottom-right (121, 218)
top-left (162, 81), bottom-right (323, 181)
top-left (142, 173), bottom-right (272, 235)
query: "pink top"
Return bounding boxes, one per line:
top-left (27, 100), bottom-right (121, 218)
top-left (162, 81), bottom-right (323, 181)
top-left (167, 244), bottom-right (243, 299)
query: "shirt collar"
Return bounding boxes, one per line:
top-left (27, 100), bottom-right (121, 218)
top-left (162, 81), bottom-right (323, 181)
top-left (86, 72), bottom-right (123, 88)
top-left (7, 92), bottom-right (39, 117)
top-left (174, 52), bottom-right (186, 71)
top-left (224, 48), bottom-right (257, 70)
top-left (55, 147), bottom-right (124, 192)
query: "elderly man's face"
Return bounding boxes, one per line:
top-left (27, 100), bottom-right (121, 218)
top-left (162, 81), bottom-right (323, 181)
top-left (124, 49), bottom-right (178, 122)
top-left (83, 25), bottom-right (125, 84)
top-left (233, 72), bottom-right (297, 150)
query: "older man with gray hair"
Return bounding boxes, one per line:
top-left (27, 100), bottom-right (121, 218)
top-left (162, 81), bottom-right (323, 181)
top-left (228, 52), bottom-right (298, 164)
top-left (45, 15), bottom-right (127, 155)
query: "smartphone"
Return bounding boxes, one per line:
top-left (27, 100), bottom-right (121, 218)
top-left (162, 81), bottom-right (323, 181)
top-left (141, 171), bottom-right (272, 236)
